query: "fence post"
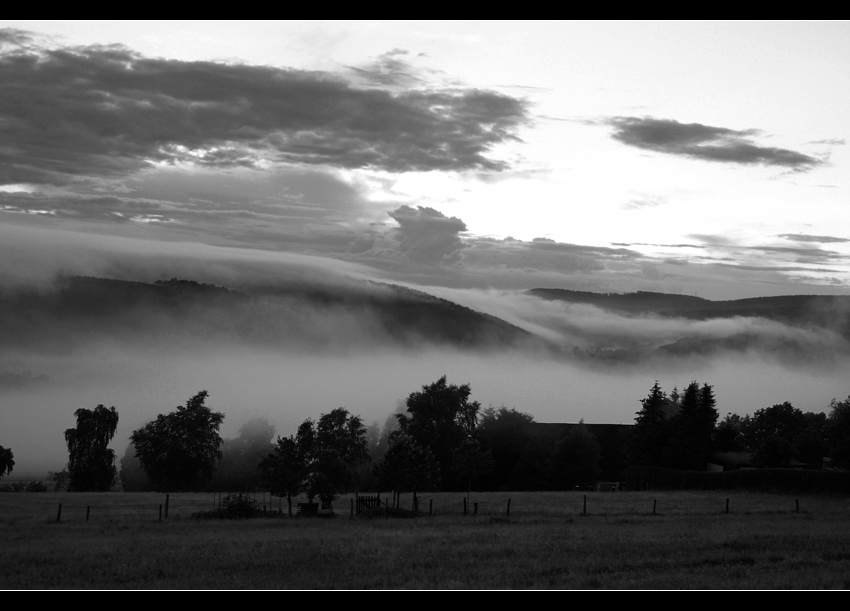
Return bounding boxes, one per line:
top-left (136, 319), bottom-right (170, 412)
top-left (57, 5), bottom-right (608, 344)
top-left (159, 505), bottom-right (162, 522)
top-left (725, 498), bottom-right (730, 514)
top-left (474, 502), bottom-right (478, 516)
top-left (165, 493), bottom-right (170, 519)
top-left (56, 503), bottom-right (62, 523)
top-left (429, 499), bottom-right (433, 517)
top-left (350, 498), bottom-right (354, 518)
top-left (583, 494), bottom-right (587, 516)
top-left (463, 497), bottom-right (468, 516)
top-left (653, 499), bottom-right (657, 516)
top-left (796, 499), bottom-right (800, 513)
top-left (86, 506), bottom-right (90, 522)
top-left (507, 498), bottom-right (511, 517)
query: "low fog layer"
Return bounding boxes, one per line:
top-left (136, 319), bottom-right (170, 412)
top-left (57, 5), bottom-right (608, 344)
top-left (1, 226), bottom-right (849, 476)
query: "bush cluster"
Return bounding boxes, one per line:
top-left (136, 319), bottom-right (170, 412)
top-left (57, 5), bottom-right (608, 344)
top-left (191, 494), bottom-right (278, 520)
top-left (0, 481), bottom-right (47, 493)
top-left (357, 506), bottom-right (421, 519)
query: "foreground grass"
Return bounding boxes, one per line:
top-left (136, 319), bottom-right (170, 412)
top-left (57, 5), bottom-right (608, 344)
top-left (2, 490), bottom-right (850, 589)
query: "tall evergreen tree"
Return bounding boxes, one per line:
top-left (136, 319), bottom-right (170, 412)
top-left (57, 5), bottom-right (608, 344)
top-left (667, 381), bottom-right (717, 470)
top-left (629, 381), bottom-right (670, 467)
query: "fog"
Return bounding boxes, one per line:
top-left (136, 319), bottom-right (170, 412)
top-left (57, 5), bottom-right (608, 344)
top-left (1, 222), bottom-right (849, 478)
top-left (3, 334), bottom-right (847, 477)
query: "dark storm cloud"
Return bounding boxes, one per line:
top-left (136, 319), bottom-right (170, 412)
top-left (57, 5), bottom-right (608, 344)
top-left (778, 233), bottom-right (850, 244)
top-left (0, 30), bottom-right (529, 185)
top-left (607, 117), bottom-right (822, 170)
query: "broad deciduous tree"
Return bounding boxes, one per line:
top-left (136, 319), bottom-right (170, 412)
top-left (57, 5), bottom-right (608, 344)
top-left (130, 390), bottom-right (225, 491)
top-left (451, 437), bottom-right (494, 504)
top-left (825, 396), bottom-right (850, 469)
top-left (260, 434), bottom-right (308, 517)
top-left (373, 433), bottom-right (440, 506)
top-left (64, 404), bottom-right (119, 491)
top-left (551, 421), bottom-right (601, 490)
top-left (310, 408), bottom-right (369, 506)
top-left (397, 376), bottom-right (481, 489)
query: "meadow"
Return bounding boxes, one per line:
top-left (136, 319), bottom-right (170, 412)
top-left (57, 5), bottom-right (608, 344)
top-left (2, 489), bottom-right (850, 589)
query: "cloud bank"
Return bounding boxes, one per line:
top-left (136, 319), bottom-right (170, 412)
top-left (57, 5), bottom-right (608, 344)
top-left (607, 117), bottom-right (822, 171)
top-left (0, 29), bottom-right (529, 186)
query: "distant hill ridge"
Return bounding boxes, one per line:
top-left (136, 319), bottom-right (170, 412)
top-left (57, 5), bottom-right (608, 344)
top-left (0, 275), bottom-right (535, 351)
top-left (527, 288), bottom-right (850, 337)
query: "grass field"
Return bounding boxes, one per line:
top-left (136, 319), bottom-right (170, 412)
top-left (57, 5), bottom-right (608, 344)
top-left (2, 489), bottom-right (850, 589)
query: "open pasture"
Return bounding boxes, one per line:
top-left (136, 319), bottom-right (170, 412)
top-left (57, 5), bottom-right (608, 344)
top-left (2, 490), bottom-right (850, 589)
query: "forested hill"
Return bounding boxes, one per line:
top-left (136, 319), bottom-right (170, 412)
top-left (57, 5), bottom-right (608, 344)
top-left (527, 288), bottom-right (850, 338)
top-left (0, 276), bottom-right (535, 352)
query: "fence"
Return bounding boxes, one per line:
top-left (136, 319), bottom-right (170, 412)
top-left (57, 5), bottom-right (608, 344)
top-left (7, 490), bottom-right (839, 525)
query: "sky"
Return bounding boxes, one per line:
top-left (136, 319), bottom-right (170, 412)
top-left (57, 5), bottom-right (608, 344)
top-left (1, 21), bottom-right (850, 474)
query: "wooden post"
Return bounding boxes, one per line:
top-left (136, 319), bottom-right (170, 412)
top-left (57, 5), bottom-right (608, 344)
top-left (463, 497), bottom-right (468, 516)
top-left (653, 499), bottom-right (657, 516)
top-left (350, 498), bottom-right (354, 518)
top-left (159, 505), bottom-right (162, 522)
top-left (725, 498), bottom-right (730, 514)
top-left (796, 499), bottom-right (800, 513)
top-left (474, 502), bottom-right (478, 516)
top-left (165, 493), bottom-right (170, 519)
top-left (56, 503), bottom-right (62, 523)
top-left (506, 498), bottom-right (511, 517)
top-left (86, 506), bottom-right (90, 522)
top-left (583, 494), bottom-right (587, 516)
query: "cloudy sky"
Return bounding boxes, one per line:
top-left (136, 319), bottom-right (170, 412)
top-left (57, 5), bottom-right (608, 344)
top-left (2, 20), bottom-right (849, 299)
top-left (2, 21), bottom-right (850, 473)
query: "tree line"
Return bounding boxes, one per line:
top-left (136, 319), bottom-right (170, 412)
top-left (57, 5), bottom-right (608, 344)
top-left (3, 376), bottom-right (850, 496)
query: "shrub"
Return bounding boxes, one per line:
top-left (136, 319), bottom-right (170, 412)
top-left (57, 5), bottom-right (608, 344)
top-left (191, 494), bottom-right (273, 520)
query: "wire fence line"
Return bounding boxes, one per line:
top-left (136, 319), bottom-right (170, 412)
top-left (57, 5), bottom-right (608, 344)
top-left (4, 489), bottom-right (837, 524)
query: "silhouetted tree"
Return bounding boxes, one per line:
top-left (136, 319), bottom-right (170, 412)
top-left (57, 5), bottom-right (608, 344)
top-left (260, 435), bottom-right (309, 517)
top-left (48, 469), bottom-right (69, 492)
top-left (397, 376), bottom-right (481, 489)
top-left (715, 413), bottom-right (746, 452)
top-left (0, 445), bottom-right (14, 480)
top-left (118, 442), bottom-right (152, 492)
top-left (666, 381), bottom-right (717, 470)
top-left (296, 408), bottom-right (369, 507)
top-left (742, 402), bottom-right (826, 467)
top-left (825, 396), bottom-right (850, 470)
top-left (551, 421), bottom-right (602, 490)
top-left (629, 381), bottom-right (671, 467)
top-left (130, 390), bottom-right (225, 491)
top-left (64, 404), bottom-right (119, 492)
top-left (477, 406), bottom-right (545, 490)
top-left (753, 435), bottom-right (795, 468)
top-left (214, 418), bottom-right (276, 491)
top-left (373, 433), bottom-right (440, 506)
top-left (743, 402), bottom-right (805, 450)
top-left (452, 437), bottom-right (494, 505)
